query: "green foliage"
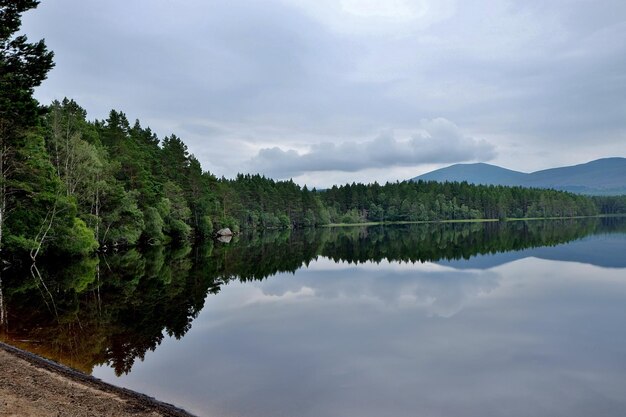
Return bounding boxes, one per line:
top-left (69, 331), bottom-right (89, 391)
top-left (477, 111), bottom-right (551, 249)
top-left (3, 234), bottom-right (36, 253)
top-left (321, 180), bottom-right (601, 224)
top-left (3, 130), bottom-right (97, 258)
top-left (142, 207), bottom-right (165, 244)
top-left (57, 255), bottom-right (99, 293)
top-left (162, 182), bottom-right (191, 223)
top-left (53, 218), bottom-right (99, 257)
top-left (219, 215), bottom-right (240, 233)
top-left (169, 219), bottom-right (192, 242)
top-left (340, 209), bottom-right (365, 224)
top-left (197, 215), bottom-right (214, 239)
top-left (592, 195), bottom-right (626, 215)
top-left (154, 183), bottom-right (192, 242)
top-left (0, 0), bottom-right (54, 132)
top-left (99, 185), bottom-right (144, 247)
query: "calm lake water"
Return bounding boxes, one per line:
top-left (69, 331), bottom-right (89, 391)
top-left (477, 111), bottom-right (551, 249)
top-left (2, 218), bottom-right (626, 416)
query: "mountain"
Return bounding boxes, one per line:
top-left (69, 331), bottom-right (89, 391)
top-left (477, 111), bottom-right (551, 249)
top-left (414, 162), bottom-right (525, 186)
top-left (412, 157), bottom-right (626, 195)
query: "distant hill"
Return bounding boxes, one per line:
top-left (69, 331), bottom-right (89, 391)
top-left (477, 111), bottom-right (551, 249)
top-left (412, 157), bottom-right (626, 195)
top-left (414, 162), bottom-right (526, 186)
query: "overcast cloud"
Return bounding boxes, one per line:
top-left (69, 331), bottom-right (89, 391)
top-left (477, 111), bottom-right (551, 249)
top-left (22, 0), bottom-right (626, 187)
top-left (248, 117), bottom-right (496, 177)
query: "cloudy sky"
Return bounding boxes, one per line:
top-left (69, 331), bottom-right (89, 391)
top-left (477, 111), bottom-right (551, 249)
top-left (23, 0), bottom-right (626, 188)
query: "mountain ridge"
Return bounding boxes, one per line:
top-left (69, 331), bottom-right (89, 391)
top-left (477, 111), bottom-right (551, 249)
top-left (412, 157), bottom-right (626, 195)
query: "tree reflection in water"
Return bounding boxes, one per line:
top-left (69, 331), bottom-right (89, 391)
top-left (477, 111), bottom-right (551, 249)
top-left (0, 217), bottom-right (623, 375)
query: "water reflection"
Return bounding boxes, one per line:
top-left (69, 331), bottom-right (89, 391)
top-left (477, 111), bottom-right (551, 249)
top-left (1, 218), bottom-right (626, 416)
top-left (1, 244), bottom-right (215, 374)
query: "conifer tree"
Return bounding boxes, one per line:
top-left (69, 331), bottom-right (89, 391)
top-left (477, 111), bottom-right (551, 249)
top-left (0, 0), bottom-right (54, 252)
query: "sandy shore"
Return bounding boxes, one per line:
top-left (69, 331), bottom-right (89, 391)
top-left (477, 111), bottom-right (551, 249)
top-left (0, 342), bottom-right (194, 417)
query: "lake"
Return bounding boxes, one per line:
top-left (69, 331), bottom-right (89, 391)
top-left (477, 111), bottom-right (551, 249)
top-left (2, 218), bottom-right (626, 416)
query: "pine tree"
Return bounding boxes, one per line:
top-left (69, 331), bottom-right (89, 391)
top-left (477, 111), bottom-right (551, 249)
top-left (0, 0), bottom-right (54, 252)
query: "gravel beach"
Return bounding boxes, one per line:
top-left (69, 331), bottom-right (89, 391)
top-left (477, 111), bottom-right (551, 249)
top-left (0, 342), bottom-right (194, 417)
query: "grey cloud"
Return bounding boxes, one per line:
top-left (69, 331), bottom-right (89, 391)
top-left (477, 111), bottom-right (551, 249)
top-left (259, 262), bottom-right (502, 318)
top-left (247, 118), bottom-right (496, 178)
top-left (21, 0), bottom-right (626, 182)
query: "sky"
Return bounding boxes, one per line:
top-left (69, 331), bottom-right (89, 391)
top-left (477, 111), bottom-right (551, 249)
top-left (22, 0), bottom-right (626, 188)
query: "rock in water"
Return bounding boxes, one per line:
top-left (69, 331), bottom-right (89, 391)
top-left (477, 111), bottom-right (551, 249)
top-left (217, 235), bottom-right (232, 243)
top-left (216, 228), bottom-right (233, 236)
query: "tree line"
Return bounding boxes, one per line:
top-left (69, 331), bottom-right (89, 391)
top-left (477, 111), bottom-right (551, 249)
top-left (1, 1), bottom-right (624, 260)
top-left (321, 180), bottom-right (600, 223)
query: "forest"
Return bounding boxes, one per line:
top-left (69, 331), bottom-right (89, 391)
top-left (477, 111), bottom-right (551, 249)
top-left (1, 1), bottom-right (624, 260)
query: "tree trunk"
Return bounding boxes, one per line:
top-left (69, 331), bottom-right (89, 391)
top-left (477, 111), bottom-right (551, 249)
top-left (0, 134), bottom-right (8, 253)
top-left (30, 200), bottom-right (58, 262)
top-left (94, 181), bottom-right (100, 243)
top-left (0, 270), bottom-right (6, 329)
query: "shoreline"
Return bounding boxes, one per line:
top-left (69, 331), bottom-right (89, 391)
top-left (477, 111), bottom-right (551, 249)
top-left (324, 214), bottom-right (624, 228)
top-left (0, 341), bottom-right (194, 417)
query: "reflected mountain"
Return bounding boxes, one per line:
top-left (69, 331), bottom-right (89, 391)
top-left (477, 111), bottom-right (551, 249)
top-left (0, 217), bottom-right (624, 375)
top-left (438, 234), bottom-right (626, 270)
top-left (436, 217), bottom-right (626, 269)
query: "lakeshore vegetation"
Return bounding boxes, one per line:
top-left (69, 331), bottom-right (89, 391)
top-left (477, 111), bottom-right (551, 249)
top-left (1, 1), bottom-right (625, 260)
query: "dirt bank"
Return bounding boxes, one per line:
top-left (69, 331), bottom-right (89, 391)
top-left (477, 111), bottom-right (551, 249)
top-left (0, 342), bottom-right (194, 417)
